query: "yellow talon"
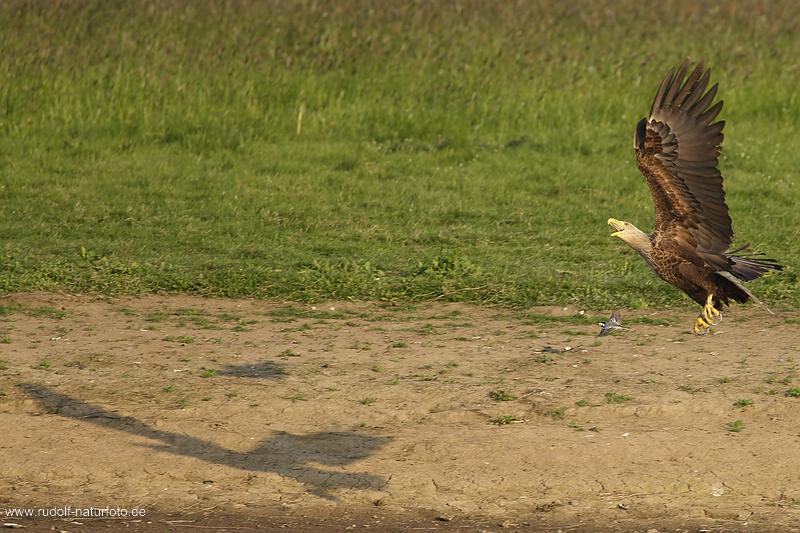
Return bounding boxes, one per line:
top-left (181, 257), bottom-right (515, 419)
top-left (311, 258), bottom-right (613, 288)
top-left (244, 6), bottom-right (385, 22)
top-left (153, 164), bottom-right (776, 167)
top-left (693, 315), bottom-right (711, 335)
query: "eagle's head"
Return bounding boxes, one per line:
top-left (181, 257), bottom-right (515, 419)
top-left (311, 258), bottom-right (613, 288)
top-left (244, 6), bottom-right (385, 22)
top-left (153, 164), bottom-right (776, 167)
top-left (608, 218), bottom-right (633, 237)
top-left (608, 218), bottom-right (651, 251)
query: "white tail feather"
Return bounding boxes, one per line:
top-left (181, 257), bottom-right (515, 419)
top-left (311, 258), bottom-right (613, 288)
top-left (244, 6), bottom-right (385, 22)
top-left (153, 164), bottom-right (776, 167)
top-left (717, 271), bottom-right (774, 315)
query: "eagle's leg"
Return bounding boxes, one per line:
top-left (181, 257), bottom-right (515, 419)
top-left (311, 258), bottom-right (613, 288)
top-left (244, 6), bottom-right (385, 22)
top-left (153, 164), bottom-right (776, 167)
top-left (702, 294), bottom-right (722, 325)
top-left (694, 294), bottom-right (722, 335)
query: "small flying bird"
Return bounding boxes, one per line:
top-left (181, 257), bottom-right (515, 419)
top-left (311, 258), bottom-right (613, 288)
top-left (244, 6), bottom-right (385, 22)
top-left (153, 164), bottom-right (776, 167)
top-left (609, 60), bottom-right (782, 335)
top-left (598, 310), bottom-right (626, 336)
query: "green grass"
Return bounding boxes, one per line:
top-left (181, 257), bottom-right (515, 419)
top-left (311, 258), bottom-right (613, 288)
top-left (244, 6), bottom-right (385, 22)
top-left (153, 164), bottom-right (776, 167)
top-left (545, 407), bottom-right (567, 420)
top-left (678, 384), bottom-right (709, 395)
top-left (726, 420), bottom-right (745, 433)
top-left (489, 390), bottom-right (517, 402)
top-left (604, 392), bottom-right (633, 404)
top-left (0, 1), bottom-right (798, 307)
top-left (163, 335), bottom-right (194, 344)
top-left (490, 415), bottom-right (520, 426)
top-left (199, 368), bottom-right (217, 378)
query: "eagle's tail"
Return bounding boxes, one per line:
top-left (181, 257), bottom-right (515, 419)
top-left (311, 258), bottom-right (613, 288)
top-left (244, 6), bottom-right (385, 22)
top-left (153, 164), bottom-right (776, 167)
top-left (715, 271), bottom-right (774, 314)
top-left (726, 246), bottom-right (783, 282)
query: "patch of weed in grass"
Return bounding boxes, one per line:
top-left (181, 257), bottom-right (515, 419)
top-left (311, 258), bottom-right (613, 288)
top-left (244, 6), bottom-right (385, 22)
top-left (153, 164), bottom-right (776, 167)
top-left (604, 392), bottom-right (632, 404)
top-left (163, 385), bottom-right (175, 393)
top-left (786, 387), bottom-right (800, 398)
top-left (726, 420), bottom-right (745, 433)
top-left (410, 323), bottom-right (437, 335)
top-left (0, 304), bottom-right (23, 316)
top-left (733, 398), bottom-right (753, 408)
top-left (520, 314), bottom-right (595, 326)
top-left (489, 390), bottom-right (516, 401)
top-left (269, 306), bottom-right (359, 321)
top-left (545, 407), bottom-right (567, 420)
top-left (349, 340), bottom-right (372, 351)
top-left (627, 317), bottom-right (673, 326)
top-left (444, 321), bottom-right (474, 328)
top-left (280, 323), bottom-right (312, 333)
top-left (27, 306), bottom-right (66, 320)
top-left (765, 370), bottom-right (795, 385)
top-left (358, 397), bottom-right (376, 405)
top-left (35, 360), bottom-right (51, 370)
top-left (389, 340), bottom-right (408, 348)
top-left (575, 399), bottom-right (589, 407)
top-left (20, 305), bottom-right (67, 320)
top-left (0, 359), bottom-right (8, 370)
top-left (678, 384), bottom-right (709, 394)
top-left (199, 368), bottom-right (217, 378)
top-left (278, 349), bottom-right (300, 358)
top-left (284, 394), bottom-right (307, 402)
top-left (490, 415), bottom-right (520, 425)
top-left (0, 335), bottom-right (10, 344)
top-left (163, 335), bottom-right (194, 344)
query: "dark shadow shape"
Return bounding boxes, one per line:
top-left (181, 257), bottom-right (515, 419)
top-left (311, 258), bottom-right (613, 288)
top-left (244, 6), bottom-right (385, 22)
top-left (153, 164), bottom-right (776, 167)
top-left (217, 361), bottom-right (286, 379)
top-left (19, 383), bottom-right (389, 500)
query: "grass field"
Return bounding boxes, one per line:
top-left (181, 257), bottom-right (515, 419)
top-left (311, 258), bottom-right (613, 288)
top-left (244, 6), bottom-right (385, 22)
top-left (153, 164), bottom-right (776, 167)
top-left (0, 0), bottom-right (798, 308)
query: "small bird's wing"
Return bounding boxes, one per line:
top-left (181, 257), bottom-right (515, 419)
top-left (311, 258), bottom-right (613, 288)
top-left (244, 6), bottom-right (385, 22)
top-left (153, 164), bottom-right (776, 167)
top-left (634, 61), bottom-right (732, 265)
top-left (598, 310), bottom-right (625, 336)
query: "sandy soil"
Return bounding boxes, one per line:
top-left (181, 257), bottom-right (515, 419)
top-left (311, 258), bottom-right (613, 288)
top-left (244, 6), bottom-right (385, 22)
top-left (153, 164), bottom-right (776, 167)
top-left (1, 293), bottom-right (799, 532)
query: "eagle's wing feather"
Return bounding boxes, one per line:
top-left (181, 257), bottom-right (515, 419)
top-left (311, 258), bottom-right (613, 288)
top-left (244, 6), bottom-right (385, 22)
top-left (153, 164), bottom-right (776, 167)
top-left (635, 60), bottom-right (732, 260)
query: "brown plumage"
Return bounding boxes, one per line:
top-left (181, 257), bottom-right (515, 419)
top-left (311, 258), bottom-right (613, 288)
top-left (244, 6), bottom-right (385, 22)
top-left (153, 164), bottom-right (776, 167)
top-left (609, 60), bottom-right (782, 335)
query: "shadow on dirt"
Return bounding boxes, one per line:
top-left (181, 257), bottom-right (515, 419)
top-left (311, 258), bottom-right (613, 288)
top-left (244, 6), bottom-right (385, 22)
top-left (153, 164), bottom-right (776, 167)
top-left (19, 383), bottom-right (390, 500)
top-left (217, 361), bottom-right (287, 378)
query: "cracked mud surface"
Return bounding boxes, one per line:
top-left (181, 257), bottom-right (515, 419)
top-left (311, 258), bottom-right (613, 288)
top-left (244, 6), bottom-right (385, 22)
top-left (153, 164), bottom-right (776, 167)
top-left (1, 293), bottom-right (799, 531)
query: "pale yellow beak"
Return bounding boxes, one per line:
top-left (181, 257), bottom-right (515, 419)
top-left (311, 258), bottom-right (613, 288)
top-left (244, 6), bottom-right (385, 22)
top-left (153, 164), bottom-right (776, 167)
top-left (608, 218), bottom-right (624, 237)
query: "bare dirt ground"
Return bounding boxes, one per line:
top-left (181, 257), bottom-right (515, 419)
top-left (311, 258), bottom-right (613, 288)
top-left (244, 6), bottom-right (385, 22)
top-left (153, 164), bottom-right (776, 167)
top-left (1, 293), bottom-right (799, 532)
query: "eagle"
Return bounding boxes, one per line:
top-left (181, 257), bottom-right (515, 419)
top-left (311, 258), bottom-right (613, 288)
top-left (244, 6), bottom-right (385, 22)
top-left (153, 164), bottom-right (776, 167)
top-left (608, 60), bottom-right (782, 335)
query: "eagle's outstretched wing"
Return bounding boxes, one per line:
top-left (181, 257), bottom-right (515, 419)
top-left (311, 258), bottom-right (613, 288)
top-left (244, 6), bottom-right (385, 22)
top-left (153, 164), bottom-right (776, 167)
top-left (634, 60), bottom-right (732, 264)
